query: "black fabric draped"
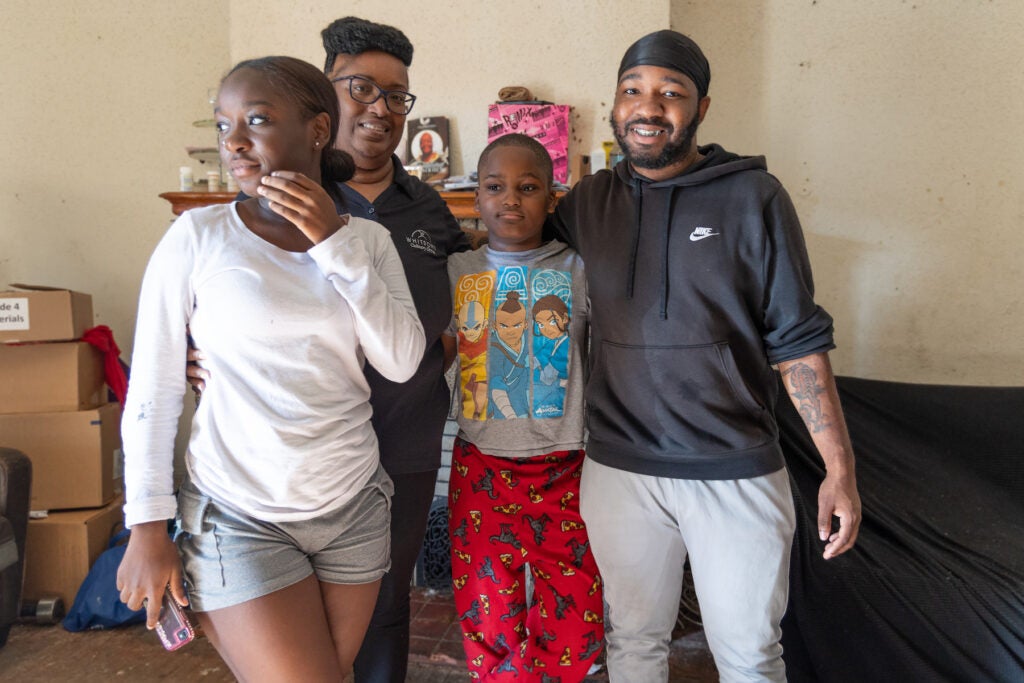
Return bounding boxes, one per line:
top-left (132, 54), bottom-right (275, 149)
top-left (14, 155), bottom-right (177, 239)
top-left (778, 375), bottom-right (1024, 682)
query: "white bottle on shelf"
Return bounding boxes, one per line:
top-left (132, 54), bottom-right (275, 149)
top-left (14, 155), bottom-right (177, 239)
top-left (206, 170), bottom-right (221, 192)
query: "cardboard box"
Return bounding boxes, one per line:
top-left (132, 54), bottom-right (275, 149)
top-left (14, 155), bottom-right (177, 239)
top-left (0, 403), bottom-right (119, 511)
top-left (22, 494), bottom-right (125, 607)
top-left (487, 103), bottom-right (571, 184)
top-left (0, 285), bottom-right (93, 343)
top-left (0, 342), bottom-right (106, 414)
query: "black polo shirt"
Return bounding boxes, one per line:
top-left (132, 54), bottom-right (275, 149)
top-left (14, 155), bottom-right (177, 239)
top-left (340, 158), bottom-right (470, 474)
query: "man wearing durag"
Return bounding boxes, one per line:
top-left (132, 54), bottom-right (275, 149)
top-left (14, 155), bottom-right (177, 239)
top-left (550, 30), bottom-right (862, 682)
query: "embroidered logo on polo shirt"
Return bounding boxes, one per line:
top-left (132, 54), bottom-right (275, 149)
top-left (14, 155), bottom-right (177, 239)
top-left (689, 227), bottom-right (720, 242)
top-left (406, 229), bottom-right (438, 255)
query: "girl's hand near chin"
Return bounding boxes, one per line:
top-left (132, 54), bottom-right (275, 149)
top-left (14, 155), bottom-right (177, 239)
top-left (256, 171), bottom-right (347, 245)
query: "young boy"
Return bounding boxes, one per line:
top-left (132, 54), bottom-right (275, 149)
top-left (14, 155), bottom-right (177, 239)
top-left (444, 134), bottom-right (603, 682)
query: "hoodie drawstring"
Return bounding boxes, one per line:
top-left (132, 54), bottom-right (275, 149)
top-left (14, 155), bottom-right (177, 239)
top-left (627, 177), bottom-right (677, 319)
top-left (660, 189), bottom-right (679, 320)
top-left (626, 176), bottom-right (643, 299)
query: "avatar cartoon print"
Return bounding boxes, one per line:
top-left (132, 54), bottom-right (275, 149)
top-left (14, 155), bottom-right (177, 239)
top-left (453, 266), bottom-right (573, 422)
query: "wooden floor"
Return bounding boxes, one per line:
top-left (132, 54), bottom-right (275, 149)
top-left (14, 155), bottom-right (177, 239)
top-left (0, 622), bottom-right (478, 682)
top-left (0, 587), bottom-right (718, 682)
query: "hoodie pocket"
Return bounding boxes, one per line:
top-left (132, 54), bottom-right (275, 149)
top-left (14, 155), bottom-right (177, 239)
top-left (587, 340), bottom-right (768, 455)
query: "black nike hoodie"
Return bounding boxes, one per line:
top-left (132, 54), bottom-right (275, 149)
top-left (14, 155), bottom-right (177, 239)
top-left (552, 144), bottom-right (834, 479)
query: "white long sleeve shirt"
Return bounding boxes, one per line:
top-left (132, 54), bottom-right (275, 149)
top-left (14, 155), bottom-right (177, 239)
top-left (122, 203), bottom-right (425, 527)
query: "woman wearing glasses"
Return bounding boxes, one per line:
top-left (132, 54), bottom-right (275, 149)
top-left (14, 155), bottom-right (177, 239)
top-left (319, 20), bottom-right (471, 683)
top-left (320, 21), bottom-right (472, 683)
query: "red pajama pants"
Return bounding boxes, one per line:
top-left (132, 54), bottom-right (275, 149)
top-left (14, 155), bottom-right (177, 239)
top-left (448, 438), bottom-right (604, 682)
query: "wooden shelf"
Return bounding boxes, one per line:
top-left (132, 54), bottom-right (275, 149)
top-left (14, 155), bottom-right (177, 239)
top-left (160, 190), bottom-right (562, 219)
top-left (158, 191), bottom-right (467, 218)
top-left (159, 191), bottom-right (235, 216)
top-left (159, 190), bottom-right (563, 249)
top-left (438, 191), bottom-right (479, 219)
top-left (439, 190), bottom-right (565, 220)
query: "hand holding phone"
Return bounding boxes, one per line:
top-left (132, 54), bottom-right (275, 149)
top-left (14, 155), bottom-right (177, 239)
top-left (155, 588), bottom-right (195, 651)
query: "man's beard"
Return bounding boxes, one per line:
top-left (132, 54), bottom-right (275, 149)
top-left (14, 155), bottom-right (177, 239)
top-left (611, 109), bottom-right (700, 170)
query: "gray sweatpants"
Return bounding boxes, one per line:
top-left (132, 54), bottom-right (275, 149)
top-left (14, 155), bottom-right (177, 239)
top-left (580, 458), bottom-right (796, 683)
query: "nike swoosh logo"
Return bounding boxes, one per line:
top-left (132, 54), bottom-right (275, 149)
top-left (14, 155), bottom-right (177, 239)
top-left (689, 232), bottom-right (719, 241)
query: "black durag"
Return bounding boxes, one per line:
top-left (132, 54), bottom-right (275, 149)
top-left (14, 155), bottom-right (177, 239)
top-left (618, 30), bottom-right (711, 98)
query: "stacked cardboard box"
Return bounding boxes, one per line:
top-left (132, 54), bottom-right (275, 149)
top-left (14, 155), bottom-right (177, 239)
top-left (0, 285), bottom-right (125, 606)
top-left (21, 494), bottom-right (125, 608)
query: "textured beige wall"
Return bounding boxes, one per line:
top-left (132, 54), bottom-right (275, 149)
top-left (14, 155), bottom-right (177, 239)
top-left (0, 1), bottom-right (231, 353)
top-left (673, 0), bottom-right (1024, 385)
top-left (2, 1), bottom-right (1020, 387)
top-left (0, 1), bottom-right (667, 358)
top-left (226, 0), bottom-right (669, 177)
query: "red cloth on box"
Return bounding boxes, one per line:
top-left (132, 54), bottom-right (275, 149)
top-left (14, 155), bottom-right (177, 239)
top-left (81, 325), bottom-right (128, 405)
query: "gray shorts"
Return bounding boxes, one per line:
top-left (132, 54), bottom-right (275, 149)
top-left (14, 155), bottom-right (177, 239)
top-left (176, 465), bottom-right (393, 612)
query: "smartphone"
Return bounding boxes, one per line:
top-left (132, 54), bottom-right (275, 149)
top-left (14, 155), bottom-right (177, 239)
top-left (155, 588), bottom-right (195, 651)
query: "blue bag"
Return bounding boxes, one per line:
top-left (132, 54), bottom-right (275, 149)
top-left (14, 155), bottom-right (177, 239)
top-left (63, 529), bottom-right (146, 631)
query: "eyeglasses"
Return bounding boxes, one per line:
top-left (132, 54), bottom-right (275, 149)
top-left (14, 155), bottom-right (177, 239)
top-left (331, 75), bottom-right (417, 115)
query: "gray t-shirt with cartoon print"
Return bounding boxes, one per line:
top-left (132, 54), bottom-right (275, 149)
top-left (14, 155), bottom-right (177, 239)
top-left (446, 240), bottom-right (588, 459)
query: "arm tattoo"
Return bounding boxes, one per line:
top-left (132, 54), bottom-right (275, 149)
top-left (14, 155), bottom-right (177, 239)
top-left (783, 363), bottom-right (831, 433)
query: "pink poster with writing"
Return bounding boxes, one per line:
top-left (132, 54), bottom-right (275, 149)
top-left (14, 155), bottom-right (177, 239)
top-left (487, 103), bottom-right (570, 184)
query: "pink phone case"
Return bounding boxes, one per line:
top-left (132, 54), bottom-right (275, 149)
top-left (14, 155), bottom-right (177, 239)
top-left (155, 590), bottom-right (195, 651)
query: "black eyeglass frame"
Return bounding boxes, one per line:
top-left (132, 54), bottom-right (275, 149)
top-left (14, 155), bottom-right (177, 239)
top-left (330, 75), bottom-right (417, 115)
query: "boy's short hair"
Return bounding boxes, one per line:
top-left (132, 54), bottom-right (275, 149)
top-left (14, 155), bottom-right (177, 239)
top-left (478, 134), bottom-right (554, 187)
top-left (321, 16), bottom-right (414, 73)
